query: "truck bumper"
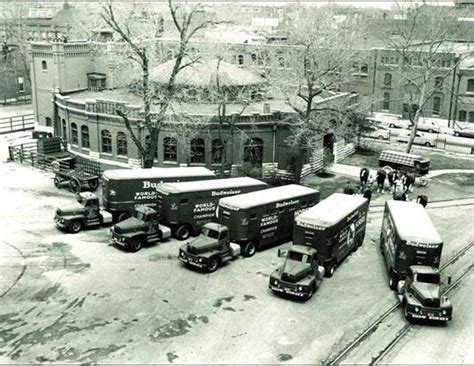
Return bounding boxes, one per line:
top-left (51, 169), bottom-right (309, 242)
top-left (178, 255), bottom-right (206, 269)
top-left (54, 218), bottom-right (67, 230)
top-left (110, 236), bottom-right (127, 248)
top-left (409, 312), bottom-right (451, 321)
top-left (269, 285), bottom-right (306, 298)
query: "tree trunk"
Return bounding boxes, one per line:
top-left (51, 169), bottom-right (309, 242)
top-left (406, 81), bottom-right (428, 153)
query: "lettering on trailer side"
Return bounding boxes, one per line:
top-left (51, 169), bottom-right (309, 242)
top-left (142, 180), bottom-right (164, 189)
top-left (276, 199), bottom-right (299, 209)
top-left (259, 212), bottom-right (279, 237)
top-left (211, 189), bottom-right (242, 197)
top-left (134, 190), bottom-right (158, 201)
top-left (406, 241), bottom-right (439, 249)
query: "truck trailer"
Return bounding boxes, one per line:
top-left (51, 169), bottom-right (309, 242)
top-left (102, 167), bottom-right (216, 222)
top-left (293, 193), bottom-right (369, 277)
top-left (157, 177), bottom-right (268, 240)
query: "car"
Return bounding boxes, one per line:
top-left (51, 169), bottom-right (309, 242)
top-left (397, 131), bottom-right (437, 147)
top-left (417, 120), bottom-right (441, 133)
top-left (454, 128), bottom-right (474, 139)
top-left (363, 126), bottom-right (391, 140)
top-left (369, 115), bottom-right (411, 130)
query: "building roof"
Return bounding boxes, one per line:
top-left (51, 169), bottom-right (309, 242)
top-left (103, 167), bottom-right (215, 181)
top-left (150, 57), bottom-right (264, 88)
top-left (295, 193), bottom-right (367, 228)
top-left (218, 184), bottom-right (318, 210)
top-left (460, 55), bottom-right (474, 69)
top-left (156, 177), bottom-right (266, 194)
top-left (386, 200), bottom-right (442, 244)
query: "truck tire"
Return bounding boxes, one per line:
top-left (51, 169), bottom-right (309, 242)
top-left (176, 225), bottom-right (191, 241)
top-left (68, 220), bottom-right (82, 234)
top-left (128, 238), bottom-right (142, 253)
top-left (324, 261), bottom-right (336, 278)
top-left (117, 212), bottom-right (130, 223)
top-left (88, 178), bottom-right (99, 191)
top-left (305, 284), bottom-right (315, 301)
top-left (403, 303), bottom-right (413, 323)
top-left (243, 242), bottom-right (256, 257)
top-left (389, 269), bottom-right (399, 290)
top-left (69, 179), bottom-right (81, 193)
top-left (207, 257), bottom-right (219, 273)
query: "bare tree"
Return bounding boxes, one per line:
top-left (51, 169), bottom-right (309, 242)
top-left (101, 1), bottom-right (223, 168)
top-left (383, 2), bottom-right (465, 153)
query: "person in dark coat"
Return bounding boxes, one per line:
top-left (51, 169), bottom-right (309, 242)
top-left (362, 187), bottom-right (372, 202)
top-left (343, 181), bottom-right (356, 195)
top-left (387, 170), bottom-right (395, 193)
top-left (376, 168), bottom-right (386, 193)
top-left (404, 173), bottom-right (416, 192)
top-left (393, 187), bottom-right (407, 201)
top-left (417, 194), bottom-right (428, 207)
top-left (360, 167), bottom-right (369, 187)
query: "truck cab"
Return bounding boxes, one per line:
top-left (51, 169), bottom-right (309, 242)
top-left (178, 223), bottom-right (242, 272)
top-left (397, 265), bottom-right (452, 323)
top-left (109, 206), bottom-right (171, 252)
top-left (269, 245), bottom-right (325, 301)
top-left (54, 192), bottom-right (112, 233)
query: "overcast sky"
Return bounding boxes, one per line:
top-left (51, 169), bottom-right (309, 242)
top-left (237, 1), bottom-right (455, 9)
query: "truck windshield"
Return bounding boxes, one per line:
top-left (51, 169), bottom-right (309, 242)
top-left (202, 228), bottom-right (219, 239)
top-left (416, 273), bottom-right (439, 284)
top-left (134, 211), bottom-right (145, 221)
top-left (288, 251), bottom-right (310, 263)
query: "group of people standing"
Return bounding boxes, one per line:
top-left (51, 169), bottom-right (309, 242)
top-left (343, 167), bottom-right (428, 207)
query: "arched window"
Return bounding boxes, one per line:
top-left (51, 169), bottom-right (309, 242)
top-left (467, 79), bottom-right (474, 93)
top-left (278, 56), bottom-right (285, 68)
top-left (190, 138), bottom-right (205, 163)
top-left (459, 110), bottom-right (467, 122)
top-left (238, 54), bottom-right (244, 66)
top-left (71, 123), bottom-right (78, 144)
top-left (62, 119), bottom-right (67, 139)
top-left (244, 138), bottom-right (264, 167)
top-left (163, 137), bottom-right (177, 162)
top-left (469, 111), bottom-right (474, 123)
top-left (101, 129), bottom-right (112, 154)
top-left (361, 64), bottom-right (368, 75)
top-left (383, 92), bottom-right (390, 111)
top-left (251, 53), bottom-right (257, 62)
top-left (81, 126), bottom-right (90, 148)
top-left (432, 96), bottom-right (441, 116)
top-left (384, 73), bottom-right (392, 87)
top-left (212, 139), bottom-right (224, 164)
top-left (41, 60), bottom-right (47, 71)
top-left (435, 76), bottom-right (443, 88)
top-left (117, 132), bottom-right (128, 156)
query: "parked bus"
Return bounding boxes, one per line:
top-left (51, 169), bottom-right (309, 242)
top-left (294, 193), bottom-right (369, 277)
top-left (157, 177), bottom-right (268, 240)
top-left (217, 184), bottom-right (320, 254)
top-left (102, 167), bottom-right (216, 222)
top-left (380, 200), bottom-right (443, 290)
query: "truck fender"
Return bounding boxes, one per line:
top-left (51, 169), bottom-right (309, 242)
top-left (64, 215), bottom-right (86, 224)
top-left (230, 242), bottom-right (241, 257)
top-left (397, 280), bottom-right (406, 295)
top-left (158, 225), bottom-right (172, 240)
top-left (100, 210), bottom-right (113, 225)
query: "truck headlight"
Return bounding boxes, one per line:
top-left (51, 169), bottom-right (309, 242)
top-left (198, 258), bottom-right (203, 263)
top-left (273, 279), bottom-right (279, 286)
top-left (414, 307), bottom-right (420, 313)
top-left (298, 286), bottom-right (303, 291)
top-left (442, 309), bottom-right (446, 315)
top-left (180, 251), bottom-right (184, 257)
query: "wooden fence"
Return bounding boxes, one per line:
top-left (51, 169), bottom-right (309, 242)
top-left (0, 114), bottom-right (35, 134)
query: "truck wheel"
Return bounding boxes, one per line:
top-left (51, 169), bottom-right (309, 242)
top-left (424, 142), bottom-right (431, 147)
top-left (324, 261), bottom-right (336, 278)
top-left (243, 242), bottom-right (256, 257)
top-left (128, 238), bottom-right (142, 253)
top-left (404, 304), bottom-right (412, 323)
top-left (88, 178), bottom-right (99, 191)
top-left (305, 285), bottom-right (315, 301)
top-left (117, 212), bottom-right (130, 223)
top-left (54, 176), bottom-right (61, 188)
top-left (207, 257), bottom-right (219, 273)
top-left (69, 179), bottom-right (81, 193)
top-left (68, 220), bottom-right (82, 234)
top-left (176, 225), bottom-right (191, 241)
top-left (389, 269), bottom-right (399, 290)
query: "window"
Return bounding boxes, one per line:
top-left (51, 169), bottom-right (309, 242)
top-left (18, 77), bottom-right (24, 92)
top-left (190, 138), bottom-right (205, 163)
top-left (360, 64), bottom-right (368, 75)
top-left (117, 132), bottom-right (128, 156)
top-left (45, 117), bottom-right (51, 127)
top-left (41, 60), bottom-right (47, 71)
top-left (432, 96), bottom-right (441, 116)
top-left (435, 77), bottom-right (443, 89)
top-left (469, 112), bottom-right (474, 123)
top-left (101, 129), bottom-right (112, 154)
top-left (81, 126), bottom-right (90, 148)
top-left (383, 92), bottom-right (390, 111)
top-left (459, 110), bottom-right (467, 122)
top-left (238, 54), bottom-right (244, 65)
top-left (71, 123), bottom-right (78, 144)
top-left (278, 56), bottom-right (285, 68)
top-left (212, 139), bottom-right (224, 164)
top-left (384, 73), bottom-right (392, 87)
top-left (251, 53), bottom-right (257, 62)
top-left (62, 119), bottom-right (67, 139)
top-left (244, 138), bottom-right (264, 167)
top-left (468, 79), bottom-right (474, 93)
top-left (163, 137), bottom-right (177, 162)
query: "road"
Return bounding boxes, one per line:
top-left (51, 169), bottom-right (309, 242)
top-left (0, 153), bottom-right (473, 363)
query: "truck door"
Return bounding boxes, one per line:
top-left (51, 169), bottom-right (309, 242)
top-left (85, 199), bottom-right (100, 222)
top-left (147, 213), bottom-right (159, 236)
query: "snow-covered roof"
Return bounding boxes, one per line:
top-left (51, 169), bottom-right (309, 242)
top-left (103, 167), bottom-right (215, 181)
top-left (386, 200), bottom-right (442, 244)
top-left (219, 184), bottom-right (319, 210)
top-left (295, 193), bottom-right (367, 228)
top-left (156, 177), bottom-right (266, 194)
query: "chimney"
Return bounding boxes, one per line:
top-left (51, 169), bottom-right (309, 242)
top-left (263, 102), bottom-right (270, 114)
